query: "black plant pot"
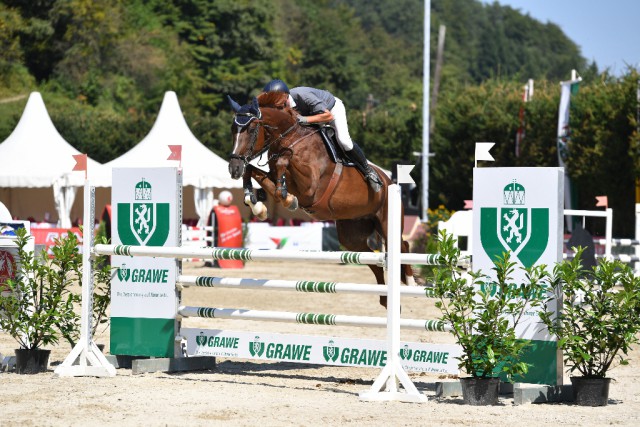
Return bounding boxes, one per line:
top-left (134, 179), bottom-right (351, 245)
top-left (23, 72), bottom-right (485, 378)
top-left (14, 348), bottom-right (51, 374)
top-left (460, 377), bottom-right (500, 405)
top-left (571, 376), bottom-right (611, 406)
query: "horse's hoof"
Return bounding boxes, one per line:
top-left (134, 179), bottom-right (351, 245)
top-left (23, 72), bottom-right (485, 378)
top-left (406, 275), bottom-right (418, 287)
top-left (286, 195), bottom-right (299, 211)
top-left (254, 202), bottom-right (268, 221)
top-left (379, 295), bottom-right (387, 308)
top-left (367, 233), bottom-right (383, 252)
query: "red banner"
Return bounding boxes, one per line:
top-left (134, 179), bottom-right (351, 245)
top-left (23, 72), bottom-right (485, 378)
top-left (31, 227), bottom-right (83, 257)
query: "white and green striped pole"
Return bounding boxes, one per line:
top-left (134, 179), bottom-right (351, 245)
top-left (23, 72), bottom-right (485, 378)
top-left (178, 275), bottom-right (437, 297)
top-left (178, 306), bottom-right (449, 332)
top-left (95, 244), bottom-right (445, 267)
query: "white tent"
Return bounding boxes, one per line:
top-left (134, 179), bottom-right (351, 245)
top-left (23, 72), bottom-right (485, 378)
top-left (104, 91), bottom-right (241, 226)
top-left (0, 92), bottom-right (111, 227)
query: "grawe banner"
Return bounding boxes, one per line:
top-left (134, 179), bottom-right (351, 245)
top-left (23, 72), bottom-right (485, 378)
top-left (110, 168), bottom-right (181, 357)
top-left (473, 167), bottom-right (563, 385)
top-left (181, 328), bottom-right (461, 375)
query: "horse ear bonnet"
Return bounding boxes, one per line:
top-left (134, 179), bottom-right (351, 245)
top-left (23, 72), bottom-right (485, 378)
top-left (263, 79), bottom-right (290, 94)
top-left (233, 97), bottom-right (262, 128)
top-left (227, 95), bottom-right (242, 112)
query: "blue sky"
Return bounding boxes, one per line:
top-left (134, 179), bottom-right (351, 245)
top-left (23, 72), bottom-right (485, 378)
top-left (479, 0), bottom-right (640, 76)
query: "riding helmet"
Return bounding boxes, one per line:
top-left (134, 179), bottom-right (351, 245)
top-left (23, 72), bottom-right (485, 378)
top-left (263, 79), bottom-right (290, 94)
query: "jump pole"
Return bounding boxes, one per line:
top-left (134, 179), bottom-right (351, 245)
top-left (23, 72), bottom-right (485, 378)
top-left (94, 245), bottom-right (444, 267)
top-left (178, 276), bottom-right (436, 297)
top-left (178, 306), bottom-right (450, 332)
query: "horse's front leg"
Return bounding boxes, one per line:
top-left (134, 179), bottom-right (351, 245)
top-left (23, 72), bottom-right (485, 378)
top-left (273, 157), bottom-right (298, 211)
top-left (242, 167), bottom-right (268, 221)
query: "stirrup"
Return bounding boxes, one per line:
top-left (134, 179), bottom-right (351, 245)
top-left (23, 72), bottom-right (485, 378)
top-left (366, 170), bottom-right (382, 192)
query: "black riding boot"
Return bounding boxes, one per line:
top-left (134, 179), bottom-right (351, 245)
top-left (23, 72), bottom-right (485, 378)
top-left (348, 143), bottom-right (382, 192)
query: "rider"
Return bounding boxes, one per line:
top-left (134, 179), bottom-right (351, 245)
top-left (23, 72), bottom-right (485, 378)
top-left (262, 79), bottom-right (383, 193)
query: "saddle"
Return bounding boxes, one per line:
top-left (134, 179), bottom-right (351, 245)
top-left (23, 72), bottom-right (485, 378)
top-left (318, 125), bottom-right (355, 167)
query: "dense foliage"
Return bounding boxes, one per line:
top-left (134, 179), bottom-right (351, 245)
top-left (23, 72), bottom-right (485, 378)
top-left (1, 0), bottom-right (638, 234)
top-left (540, 248), bottom-right (640, 378)
top-left (431, 231), bottom-right (547, 380)
top-left (0, 228), bottom-right (81, 350)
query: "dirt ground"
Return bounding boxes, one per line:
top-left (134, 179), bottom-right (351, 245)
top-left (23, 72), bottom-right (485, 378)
top-left (1, 260), bottom-right (640, 427)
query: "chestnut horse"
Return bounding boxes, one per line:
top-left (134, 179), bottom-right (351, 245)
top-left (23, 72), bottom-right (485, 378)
top-left (227, 92), bottom-right (415, 307)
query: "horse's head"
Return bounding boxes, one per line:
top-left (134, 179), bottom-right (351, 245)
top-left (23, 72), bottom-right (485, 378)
top-left (227, 93), bottom-right (297, 179)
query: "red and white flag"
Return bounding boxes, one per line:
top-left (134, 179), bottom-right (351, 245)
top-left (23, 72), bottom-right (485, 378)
top-left (595, 195), bottom-right (608, 208)
top-left (168, 145), bottom-right (182, 167)
top-left (72, 153), bottom-right (87, 179)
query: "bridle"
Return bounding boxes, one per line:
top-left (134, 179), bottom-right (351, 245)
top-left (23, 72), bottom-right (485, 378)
top-left (231, 107), bottom-right (300, 167)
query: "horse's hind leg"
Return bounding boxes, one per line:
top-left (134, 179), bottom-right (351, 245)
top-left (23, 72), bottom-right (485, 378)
top-left (336, 219), bottom-right (388, 308)
top-left (377, 210), bottom-right (417, 288)
top-left (401, 240), bottom-right (417, 286)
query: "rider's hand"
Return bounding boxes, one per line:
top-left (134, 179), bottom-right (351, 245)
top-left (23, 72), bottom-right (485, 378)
top-left (297, 116), bottom-right (309, 125)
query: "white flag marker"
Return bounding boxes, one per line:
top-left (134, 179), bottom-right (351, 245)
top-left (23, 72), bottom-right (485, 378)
top-left (475, 142), bottom-right (495, 167)
top-left (397, 164), bottom-right (415, 185)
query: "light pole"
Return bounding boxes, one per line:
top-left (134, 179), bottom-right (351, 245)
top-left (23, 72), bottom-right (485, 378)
top-left (421, 0), bottom-right (431, 222)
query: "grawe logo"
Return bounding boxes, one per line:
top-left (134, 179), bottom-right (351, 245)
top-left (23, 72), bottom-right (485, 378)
top-left (323, 340), bottom-right (339, 362)
top-left (115, 263), bottom-right (169, 284)
top-left (249, 336), bottom-right (265, 357)
top-left (399, 344), bottom-right (413, 361)
top-left (195, 333), bottom-right (207, 346)
top-left (480, 180), bottom-right (549, 267)
top-left (117, 263), bottom-right (131, 282)
top-left (117, 178), bottom-right (170, 246)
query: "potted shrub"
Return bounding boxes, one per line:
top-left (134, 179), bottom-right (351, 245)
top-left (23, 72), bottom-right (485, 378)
top-left (430, 231), bottom-right (547, 405)
top-left (0, 228), bottom-right (81, 373)
top-left (539, 248), bottom-right (640, 406)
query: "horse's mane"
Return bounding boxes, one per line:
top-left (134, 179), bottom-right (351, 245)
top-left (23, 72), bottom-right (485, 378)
top-left (257, 91), bottom-right (289, 109)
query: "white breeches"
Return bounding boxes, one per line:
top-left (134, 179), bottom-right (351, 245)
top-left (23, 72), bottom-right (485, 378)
top-left (330, 98), bottom-right (354, 151)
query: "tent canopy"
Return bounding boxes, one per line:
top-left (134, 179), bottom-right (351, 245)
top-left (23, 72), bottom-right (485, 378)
top-left (0, 92), bottom-right (110, 188)
top-left (105, 91), bottom-right (241, 190)
top-left (105, 91), bottom-right (241, 226)
top-left (0, 92), bottom-right (111, 227)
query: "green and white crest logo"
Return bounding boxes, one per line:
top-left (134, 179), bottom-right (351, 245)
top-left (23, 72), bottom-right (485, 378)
top-left (323, 340), bottom-right (339, 362)
top-left (117, 178), bottom-right (170, 246)
top-left (249, 336), bottom-right (265, 357)
top-left (399, 344), bottom-right (413, 361)
top-left (195, 333), bottom-right (207, 346)
top-left (117, 263), bottom-right (130, 282)
top-left (480, 180), bottom-right (549, 268)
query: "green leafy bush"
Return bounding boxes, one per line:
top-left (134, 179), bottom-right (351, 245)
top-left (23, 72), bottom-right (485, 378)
top-left (91, 232), bottom-right (112, 338)
top-left (540, 248), bottom-right (640, 378)
top-left (0, 228), bottom-right (81, 350)
top-left (430, 231), bottom-right (547, 381)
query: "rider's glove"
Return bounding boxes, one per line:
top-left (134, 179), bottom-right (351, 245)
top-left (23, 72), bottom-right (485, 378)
top-left (297, 116), bottom-right (309, 125)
